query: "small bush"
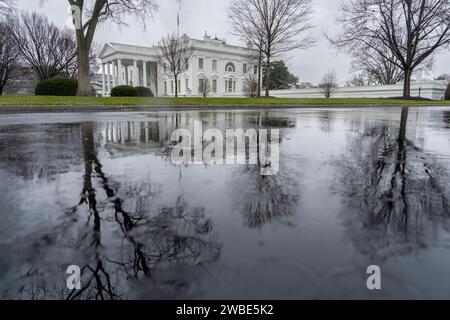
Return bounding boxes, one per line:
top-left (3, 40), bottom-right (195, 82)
top-left (35, 78), bottom-right (78, 96)
top-left (136, 86), bottom-right (154, 97)
top-left (110, 85), bottom-right (139, 97)
top-left (445, 83), bottom-right (450, 100)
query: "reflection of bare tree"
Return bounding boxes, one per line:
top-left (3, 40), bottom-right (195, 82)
top-left (332, 107), bottom-right (450, 260)
top-left (5, 122), bottom-right (221, 300)
top-left (0, 124), bottom-right (82, 179)
top-left (443, 111), bottom-right (450, 129)
top-left (64, 123), bottom-right (221, 299)
top-left (317, 110), bottom-right (335, 133)
top-left (229, 113), bottom-right (300, 229)
top-left (231, 165), bottom-right (300, 229)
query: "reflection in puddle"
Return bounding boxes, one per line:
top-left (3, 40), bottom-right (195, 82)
top-left (0, 107), bottom-right (449, 299)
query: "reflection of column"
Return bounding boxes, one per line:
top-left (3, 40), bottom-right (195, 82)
top-left (117, 59), bottom-right (123, 85)
top-left (112, 60), bottom-right (117, 87)
top-left (101, 64), bottom-right (106, 96)
top-left (143, 61), bottom-right (148, 88)
top-left (133, 60), bottom-right (138, 87)
top-left (107, 62), bottom-right (111, 94)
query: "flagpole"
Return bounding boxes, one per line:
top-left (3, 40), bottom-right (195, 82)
top-left (176, 0), bottom-right (181, 39)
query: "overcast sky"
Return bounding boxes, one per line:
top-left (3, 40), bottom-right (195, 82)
top-left (17, 0), bottom-right (450, 84)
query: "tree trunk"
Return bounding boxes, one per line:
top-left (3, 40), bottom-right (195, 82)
top-left (257, 51), bottom-right (262, 98)
top-left (77, 42), bottom-right (93, 96)
top-left (174, 74), bottom-right (178, 98)
top-left (264, 55), bottom-right (271, 98)
top-left (402, 69), bottom-right (412, 98)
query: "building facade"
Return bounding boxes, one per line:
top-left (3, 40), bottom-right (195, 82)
top-left (98, 34), bottom-right (260, 97)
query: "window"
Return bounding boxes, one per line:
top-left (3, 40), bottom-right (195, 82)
top-left (228, 78), bottom-right (233, 92)
top-left (185, 79), bottom-right (189, 91)
top-left (212, 60), bottom-right (217, 71)
top-left (171, 81), bottom-right (174, 94)
top-left (243, 63), bottom-right (247, 74)
top-left (254, 65), bottom-right (258, 75)
top-left (199, 79), bottom-right (204, 92)
top-left (212, 79), bottom-right (217, 93)
top-left (164, 81), bottom-right (167, 95)
top-left (199, 58), bottom-right (204, 69)
top-left (225, 62), bottom-right (235, 73)
top-left (164, 63), bottom-right (167, 73)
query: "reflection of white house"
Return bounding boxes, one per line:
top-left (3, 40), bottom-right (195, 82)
top-left (99, 34), bottom-right (260, 97)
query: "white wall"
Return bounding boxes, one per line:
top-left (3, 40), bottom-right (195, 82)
top-left (270, 80), bottom-right (448, 101)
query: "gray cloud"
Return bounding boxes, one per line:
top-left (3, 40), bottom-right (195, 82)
top-left (17, 0), bottom-right (450, 84)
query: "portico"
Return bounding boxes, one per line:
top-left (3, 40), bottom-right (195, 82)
top-left (99, 43), bottom-right (160, 96)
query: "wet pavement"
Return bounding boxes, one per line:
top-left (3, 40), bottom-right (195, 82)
top-left (0, 106), bottom-right (449, 299)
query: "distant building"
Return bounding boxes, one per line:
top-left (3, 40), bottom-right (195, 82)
top-left (98, 33), bottom-right (261, 97)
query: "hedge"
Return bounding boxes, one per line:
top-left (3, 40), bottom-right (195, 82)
top-left (35, 78), bottom-right (78, 96)
top-left (110, 85), bottom-right (139, 97)
top-left (136, 86), bottom-right (154, 97)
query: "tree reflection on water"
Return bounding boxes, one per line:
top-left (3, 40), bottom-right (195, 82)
top-left (3, 122), bottom-right (221, 300)
top-left (229, 114), bottom-right (301, 229)
top-left (332, 107), bottom-right (450, 260)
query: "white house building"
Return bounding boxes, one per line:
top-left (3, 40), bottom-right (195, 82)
top-left (98, 34), bottom-right (260, 97)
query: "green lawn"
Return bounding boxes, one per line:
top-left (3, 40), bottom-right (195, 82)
top-left (0, 95), bottom-right (450, 106)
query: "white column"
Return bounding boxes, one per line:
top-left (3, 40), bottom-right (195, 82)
top-left (117, 59), bottom-right (123, 85)
top-left (107, 62), bottom-right (111, 94)
top-left (112, 60), bottom-right (117, 87)
top-left (101, 64), bottom-right (106, 96)
top-left (143, 61), bottom-right (148, 88)
top-left (133, 60), bottom-right (138, 87)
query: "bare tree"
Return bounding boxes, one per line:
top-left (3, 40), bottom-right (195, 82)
top-left (11, 12), bottom-right (78, 81)
top-left (346, 73), bottom-right (369, 87)
top-left (158, 34), bottom-right (192, 98)
top-left (199, 78), bottom-right (211, 98)
top-left (350, 47), bottom-right (405, 86)
top-left (330, 0), bottom-right (450, 98)
top-left (319, 70), bottom-right (338, 98)
top-left (40, 0), bottom-right (158, 96)
top-left (0, 0), bottom-right (15, 16)
top-left (0, 19), bottom-right (21, 95)
top-left (436, 74), bottom-right (450, 82)
top-left (243, 74), bottom-right (258, 97)
top-left (228, 0), bottom-right (314, 97)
